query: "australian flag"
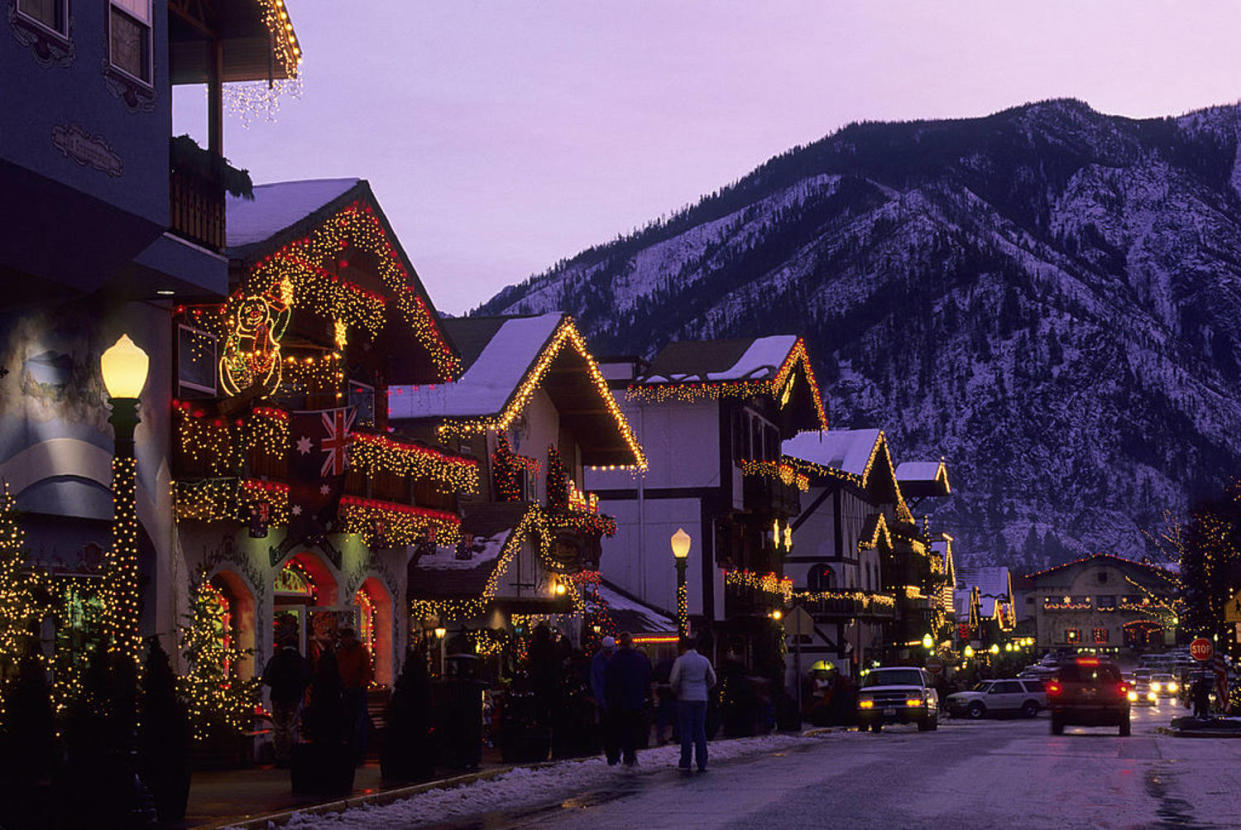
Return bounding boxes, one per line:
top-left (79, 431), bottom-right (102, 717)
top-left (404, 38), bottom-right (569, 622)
top-left (288, 406), bottom-right (355, 543)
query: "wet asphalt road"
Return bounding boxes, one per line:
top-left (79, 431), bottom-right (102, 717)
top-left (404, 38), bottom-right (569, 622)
top-left (428, 706), bottom-right (1241, 830)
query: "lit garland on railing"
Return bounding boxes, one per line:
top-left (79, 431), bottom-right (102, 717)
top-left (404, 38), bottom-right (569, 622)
top-left (626, 338), bottom-right (828, 432)
top-left (351, 432), bottom-right (479, 494)
top-left (280, 351), bottom-right (346, 402)
top-left (245, 202), bottom-right (460, 379)
top-left (174, 479), bottom-right (290, 524)
top-left (546, 510), bottom-right (617, 538)
top-left (741, 459), bottom-right (810, 492)
top-left (174, 400), bottom-right (291, 472)
top-left (793, 588), bottom-right (896, 612)
top-left (435, 319), bottom-right (645, 470)
top-left (337, 496), bottom-right (461, 547)
top-left (724, 569), bottom-right (794, 603)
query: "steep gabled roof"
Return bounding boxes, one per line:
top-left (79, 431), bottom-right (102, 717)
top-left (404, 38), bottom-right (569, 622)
top-left (896, 460), bottom-right (951, 499)
top-left (389, 315), bottom-right (646, 469)
top-left (784, 428), bottom-right (904, 506)
top-left (784, 429), bottom-right (881, 478)
top-left (629, 336), bottom-right (828, 432)
top-left (226, 178), bottom-right (362, 257)
top-left (224, 179), bottom-right (461, 380)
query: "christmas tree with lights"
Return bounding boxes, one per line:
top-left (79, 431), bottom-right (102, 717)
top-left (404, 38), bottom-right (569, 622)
top-left (178, 577), bottom-right (260, 743)
top-left (0, 482), bottom-right (40, 717)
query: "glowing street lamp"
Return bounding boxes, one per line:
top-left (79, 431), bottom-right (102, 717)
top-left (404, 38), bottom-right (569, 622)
top-left (671, 528), bottom-right (691, 639)
top-left (963, 645), bottom-right (975, 659)
top-left (99, 333), bottom-right (152, 825)
top-left (922, 633), bottom-right (934, 651)
top-left (100, 334), bottom-right (149, 664)
top-left (989, 644), bottom-right (1000, 655)
top-left (434, 626), bottom-right (447, 675)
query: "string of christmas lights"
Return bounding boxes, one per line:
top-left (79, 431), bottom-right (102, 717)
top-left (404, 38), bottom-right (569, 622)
top-left (626, 338), bottom-right (828, 431)
top-left (435, 319), bottom-right (645, 470)
top-left (174, 478), bottom-right (290, 524)
top-left (245, 202), bottom-right (460, 379)
top-left (740, 459), bottom-right (810, 492)
top-left (105, 455), bottom-right (142, 667)
top-left (337, 496), bottom-right (461, 547)
top-left (351, 432), bottom-right (480, 495)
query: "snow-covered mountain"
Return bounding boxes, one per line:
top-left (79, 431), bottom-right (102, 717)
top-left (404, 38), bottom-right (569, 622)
top-left (475, 99), bottom-right (1241, 571)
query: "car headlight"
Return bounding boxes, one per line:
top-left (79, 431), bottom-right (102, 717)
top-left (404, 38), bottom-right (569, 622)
top-left (1150, 682), bottom-right (1161, 692)
top-left (1167, 682), bottom-right (1178, 693)
top-left (1147, 691), bottom-right (1157, 701)
top-left (1127, 691), bottom-right (1138, 702)
top-left (858, 699), bottom-right (874, 709)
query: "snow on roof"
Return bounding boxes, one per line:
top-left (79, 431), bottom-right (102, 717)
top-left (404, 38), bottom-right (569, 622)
top-left (896, 461), bottom-right (944, 481)
top-left (415, 537), bottom-right (505, 571)
top-left (640, 335), bottom-right (798, 384)
top-left (783, 429), bottom-right (881, 477)
top-left (595, 583), bottom-right (676, 633)
top-left (388, 313), bottom-right (564, 420)
top-left (226, 178), bottom-right (361, 250)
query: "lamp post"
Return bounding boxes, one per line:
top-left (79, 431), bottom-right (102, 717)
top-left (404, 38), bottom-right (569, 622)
top-left (922, 633), bottom-right (934, 651)
top-left (99, 333), bottom-right (152, 825)
top-left (670, 528), bottom-right (691, 640)
top-left (100, 334), bottom-right (148, 665)
top-left (434, 626), bottom-right (447, 676)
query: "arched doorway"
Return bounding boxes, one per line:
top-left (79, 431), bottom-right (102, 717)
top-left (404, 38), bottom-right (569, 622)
top-left (1123, 620), bottom-right (1163, 650)
top-left (354, 578), bottom-right (394, 685)
top-left (273, 552), bottom-right (339, 664)
top-left (210, 570), bottom-right (257, 678)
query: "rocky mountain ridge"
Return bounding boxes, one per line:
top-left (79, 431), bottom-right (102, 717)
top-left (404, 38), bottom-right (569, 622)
top-left (476, 99), bottom-right (1241, 572)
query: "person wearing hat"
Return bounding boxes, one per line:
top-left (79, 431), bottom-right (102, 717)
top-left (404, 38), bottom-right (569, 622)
top-left (591, 636), bottom-right (620, 764)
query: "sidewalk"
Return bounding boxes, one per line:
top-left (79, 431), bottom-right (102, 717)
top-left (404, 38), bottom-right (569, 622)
top-left (186, 746), bottom-right (507, 828)
top-left (187, 733), bottom-right (818, 829)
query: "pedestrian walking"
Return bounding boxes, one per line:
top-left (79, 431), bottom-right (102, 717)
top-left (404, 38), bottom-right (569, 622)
top-left (604, 631), bottom-right (652, 767)
top-left (669, 636), bottom-right (716, 774)
top-left (335, 628), bottom-right (373, 762)
top-left (262, 636), bottom-right (311, 767)
top-left (591, 636), bottom-right (620, 764)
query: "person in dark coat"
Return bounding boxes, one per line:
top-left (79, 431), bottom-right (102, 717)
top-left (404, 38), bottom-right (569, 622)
top-left (262, 637), bottom-right (311, 765)
top-left (381, 647), bottom-right (434, 782)
top-left (1191, 673), bottom-right (1212, 719)
top-left (604, 631), bottom-right (652, 766)
top-left (591, 636), bottom-right (619, 764)
top-left (527, 624), bottom-right (559, 728)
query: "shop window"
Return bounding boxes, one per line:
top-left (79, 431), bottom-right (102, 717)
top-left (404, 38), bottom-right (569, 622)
top-left (1092, 627), bottom-right (1109, 644)
top-left (1065, 628), bottom-right (1081, 644)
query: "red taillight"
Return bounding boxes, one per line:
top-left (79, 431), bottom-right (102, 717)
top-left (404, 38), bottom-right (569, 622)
top-left (1118, 683), bottom-right (1129, 695)
top-left (1046, 681), bottom-right (1062, 696)
top-left (1076, 657), bottom-right (1099, 666)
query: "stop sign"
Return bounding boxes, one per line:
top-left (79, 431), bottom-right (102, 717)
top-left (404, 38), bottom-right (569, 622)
top-left (1190, 637), bottom-right (1214, 662)
top-left (926, 657), bottom-right (944, 675)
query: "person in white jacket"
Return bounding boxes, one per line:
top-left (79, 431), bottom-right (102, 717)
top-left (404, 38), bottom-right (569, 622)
top-left (669, 637), bottom-right (717, 773)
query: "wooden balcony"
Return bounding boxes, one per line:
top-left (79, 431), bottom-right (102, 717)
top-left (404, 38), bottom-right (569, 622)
top-left (170, 164), bottom-right (225, 251)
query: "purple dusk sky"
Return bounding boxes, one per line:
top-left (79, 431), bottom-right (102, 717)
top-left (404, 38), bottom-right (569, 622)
top-left (174, 1), bottom-right (1241, 315)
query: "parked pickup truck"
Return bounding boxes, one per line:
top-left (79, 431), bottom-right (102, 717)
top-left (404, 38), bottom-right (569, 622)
top-left (945, 678), bottom-right (1046, 719)
top-left (856, 667), bottom-right (940, 732)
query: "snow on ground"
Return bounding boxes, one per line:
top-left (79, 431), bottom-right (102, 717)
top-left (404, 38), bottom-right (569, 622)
top-left (266, 734), bottom-right (812, 829)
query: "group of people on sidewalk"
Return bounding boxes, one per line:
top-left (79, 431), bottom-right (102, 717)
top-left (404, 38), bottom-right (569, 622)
top-left (591, 632), bottom-right (716, 774)
top-left (262, 628), bottom-right (374, 767)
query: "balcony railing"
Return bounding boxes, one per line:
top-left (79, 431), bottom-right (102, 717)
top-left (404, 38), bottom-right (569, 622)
top-left (170, 163), bottom-right (225, 251)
